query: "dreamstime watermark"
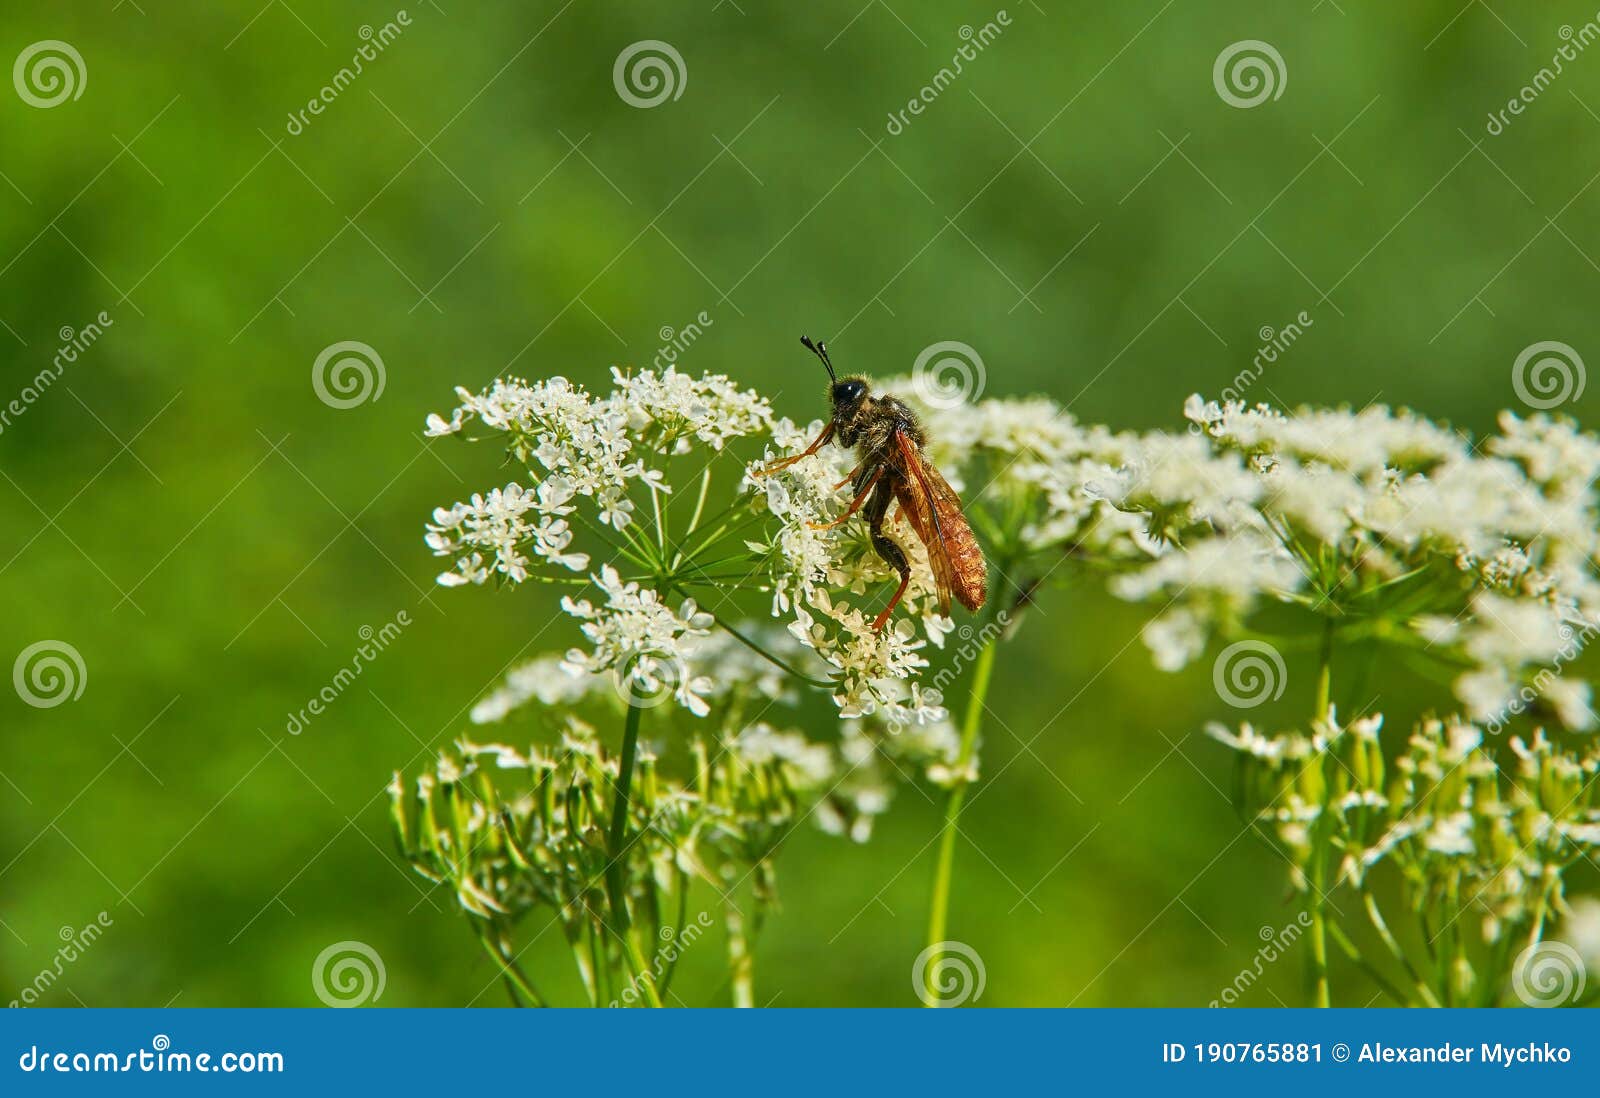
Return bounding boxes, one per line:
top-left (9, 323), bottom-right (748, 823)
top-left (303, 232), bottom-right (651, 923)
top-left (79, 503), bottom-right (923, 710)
top-left (1485, 617), bottom-right (1599, 734)
top-left (1511, 340), bottom-right (1585, 410)
top-left (311, 941), bottom-right (386, 1007)
top-left (610, 650), bottom-right (699, 710)
top-left (613, 40), bottom-right (686, 108)
top-left (1210, 912), bottom-right (1312, 1007)
top-left (14, 640), bottom-right (87, 709)
top-left (911, 341), bottom-right (986, 409)
top-left (884, 610), bottom-right (1012, 741)
top-left (1212, 639), bottom-right (1286, 709)
top-left (929, 611), bottom-right (1011, 699)
top-left (13, 40), bottom-right (85, 108)
top-left (284, 13), bottom-right (412, 136)
top-left (312, 340), bottom-right (386, 408)
top-left (9, 912), bottom-right (113, 1008)
top-left (1512, 941), bottom-right (1586, 1007)
top-left (912, 940), bottom-right (986, 1006)
top-left (0, 311), bottom-right (114, 437)
top-left (17, 1036), bottom-right (283, 1075)
top-left (1485, 21), bottom-right (1600, 136)
top-left (285, 613), bottom-right (411, 734)
top-left (1191, 312), bottom-right (1312, 432)
top-left (652, 310), bottom-right (713, 370)
top-left (1212, 40), bottom-right (1286, 108)
top-left (884, 12), bottom-right (1012, 136)
top-left (608, 911), bottom-right (714, 1007)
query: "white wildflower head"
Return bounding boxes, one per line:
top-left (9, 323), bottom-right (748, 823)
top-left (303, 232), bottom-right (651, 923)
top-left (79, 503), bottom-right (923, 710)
top-left (1078, 394), bottom-right (1600, 731)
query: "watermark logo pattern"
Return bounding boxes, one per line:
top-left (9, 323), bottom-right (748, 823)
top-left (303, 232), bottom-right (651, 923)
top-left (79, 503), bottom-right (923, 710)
top-left (14, 640), bottom-right (87, 708)
top-left (613, 41), bottom-right (686, 108)
top-left (14, 41), bottom-right (85, 108)
top-left (1213, 40), bottom-right (1286, 108)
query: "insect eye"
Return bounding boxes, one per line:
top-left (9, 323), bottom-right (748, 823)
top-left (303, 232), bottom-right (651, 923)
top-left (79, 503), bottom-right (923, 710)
top-left (834, 380), bottom-right (865, 404)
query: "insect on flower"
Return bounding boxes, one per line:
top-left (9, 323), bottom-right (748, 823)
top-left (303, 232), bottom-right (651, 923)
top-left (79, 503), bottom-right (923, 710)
top-left (758, 336), bottom-right (987, 633)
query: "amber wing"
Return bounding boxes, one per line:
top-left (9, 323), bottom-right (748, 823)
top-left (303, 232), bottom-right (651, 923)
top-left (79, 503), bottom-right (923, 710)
top-left (891, 431), bottom-right (988, 615)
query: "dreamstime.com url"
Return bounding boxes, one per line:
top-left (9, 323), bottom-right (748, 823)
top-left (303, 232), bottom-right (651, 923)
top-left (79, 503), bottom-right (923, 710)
top-left (16, 1035), bottom-right (284, 1075)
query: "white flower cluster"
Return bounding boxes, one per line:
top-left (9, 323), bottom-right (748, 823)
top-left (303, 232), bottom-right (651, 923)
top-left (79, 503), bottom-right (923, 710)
top-left (1084, 396), bottom-right (1600, 729)
top-left (426, 479), bottom-right (588, 585)
top-left (560, 565), bottom-right (716, 715)
top-left (426, 375), bottom-right (652, 532)
top-left (467, 616), bottom-right (898, 840)
top-left (895, 384), bottom-right (1151, 561)
top-left (610, 366), bottom-right (774, 453)
top-left (426, 367), bottom-right (772, 549)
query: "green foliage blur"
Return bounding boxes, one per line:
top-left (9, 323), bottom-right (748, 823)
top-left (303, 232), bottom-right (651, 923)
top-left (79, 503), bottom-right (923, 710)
top-left (3, 1), bottom-right (1598, 1007)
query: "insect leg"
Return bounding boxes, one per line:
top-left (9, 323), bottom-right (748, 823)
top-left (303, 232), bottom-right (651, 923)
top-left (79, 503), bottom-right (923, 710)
top-left (864, 480), bottom-right (911, 633)
top-left (755, 422), bottom-right (835, 476)
top-left (832, 459), bottom-right (866, 491)
top-left (806, 465), bottom-right (885, 530)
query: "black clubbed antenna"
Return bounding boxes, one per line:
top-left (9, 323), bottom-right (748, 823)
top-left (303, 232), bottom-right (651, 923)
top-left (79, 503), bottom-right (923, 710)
top-left (799, 334), bottom-right (836, 382)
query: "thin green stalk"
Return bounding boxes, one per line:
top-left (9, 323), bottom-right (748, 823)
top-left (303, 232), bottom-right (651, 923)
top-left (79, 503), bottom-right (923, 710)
top-left (1307, 859), bottom-right (1331, 1008)
top-left (673, 507), bottom-right (768, 563)
top-left (672, 468), bottom-right (713, 569)
top-left (1446, 880), bottom-right (1470, 1006)
top-left (1526, 876), bottom-right (1551, 950)
top-left (1314, 616), bottom-right (1335, 721)
top-left (475, 926), bottom-right (546, 1007)
top-left (671, 497), bottom-right (744, 554)
top-left (1361, 889), bottom-right (1442, 1007)
top-left (620, 517), bottom-right (661, 571)
top-left (712, 615), bottom-right (834, 689)
top-left (726, 902), bottom-right (755, 1008)
top-left (1480, 923), bottom-right (1517, 1008)
top-left (590, 917), bottom-right (611, 1006)
top-left (650, 484), bottom-right (668, 557)
top-left (922, 632), bottom-right (998, 1006)
top-left (1326, 920), bottom-right (1407, 1005)
top-left (604, 703), bottom-right (663, 1008)
top-left (1306, 615), bottom-right (1335, 1008)
top-left (567, 921), bottom-right (599, 1007)
top-left (656, 874), bottom-right (690, 999)
top-left (575, 512), bottom-right (654, 570)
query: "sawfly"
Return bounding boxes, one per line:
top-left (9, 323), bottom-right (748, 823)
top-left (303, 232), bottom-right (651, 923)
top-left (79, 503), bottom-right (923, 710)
top-left (757, 336), bottom-right (987, 633)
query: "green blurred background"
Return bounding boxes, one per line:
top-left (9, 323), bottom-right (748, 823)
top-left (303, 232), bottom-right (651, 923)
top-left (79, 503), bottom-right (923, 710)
top-left (3, 1), bottom-right (1598, 1007)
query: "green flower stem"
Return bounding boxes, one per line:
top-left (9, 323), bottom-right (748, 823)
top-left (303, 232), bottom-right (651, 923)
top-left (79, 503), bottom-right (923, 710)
top-left (1307, 858), bottom-right (1331, 1008)
top-left (711, 615), bottom-right (834, 689)
top-left (1314, 616), bottom-right (1335, 720)
top-left (922, 630), bottom-right (999, 1006)
top-left (1307, 616), bottom-right (1336, 1008)
top-left (1526, 875), bottom-right (1551, 950)
top-left (670, 467), bottom-right (714, 571)
top-left (1326, 920), bottom-right (1407, 1004)
top-left (726, 902), bottom-right (755, 1008)
top-left (656, 873), bottom-right (690, 1000)
top-left (650, 485), bottom-right (669, 557)
top-left (605, 702), bottom-right (663, 1008)
top-left (475, 926), bottom-right (547, 1007)
top-left (1362, 889), bottom-right (1442, 1008)
top-left (570, 937), bottom-right (599, 1007)
top-left (1481, 925), bottom-right (1517, 1008)
top-left (590, 919), bottom-right (611, 1005)
top-left (675, 508), bottom-right (770, 566)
